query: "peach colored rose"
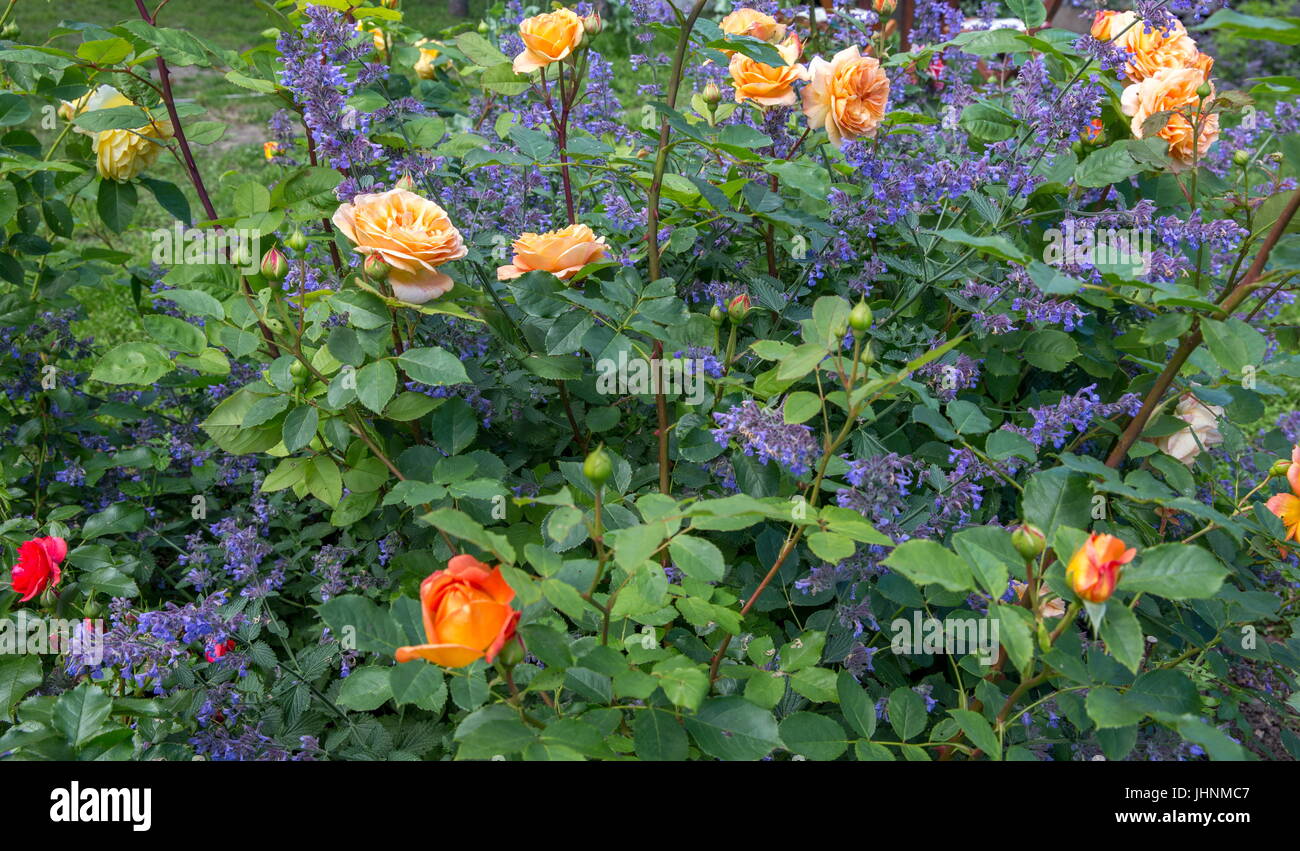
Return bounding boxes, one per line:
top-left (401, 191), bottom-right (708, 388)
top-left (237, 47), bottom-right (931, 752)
top-left (729, 34), bottom-right (807, 109)
top-left (513, 8), bottom-right (584, 74)
top-left (1121, 66), bottom-right (1219, 171)
top-left (1092, 11), bottom-right (1211, 83)
top-left (394, 555), bottom-right (521, 668)
top-left (332, 188), bottom-right (467, 304)
top-left (801, 45), bottom-right (890, 147)
top-left (720, 8), bottom-right (787, 47)
top-left (497, 223), bottom-right (608, 281)
top-left (1155, 392), bottom-right (1225, 465)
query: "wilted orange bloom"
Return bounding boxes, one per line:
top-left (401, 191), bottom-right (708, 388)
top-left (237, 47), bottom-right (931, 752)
top-left (1010, 580), bottom-right (1067, 618)
top-left (414, 39), bottom-right (442, 79)
top-left (1066, 533), bottom-right (1136, 604)
top-left (332, 188), bottom-right (467, 304)
top-left (497, 223), bottom-right (608, 281)
top-left (513, 7), bottom-right (584, 74)
top-left (729, 34), bottom-right (807, 108)
top-left (1122, 67), bottom-right (1219, 171)
top-left (719, 8), bottom-right (787, 48)
top-left (1266, 445), bottom-right (1300, 541)
top-left (801, 45), bottom-right (889, 147)
top-left (395, 555), bottom-right (521, 668)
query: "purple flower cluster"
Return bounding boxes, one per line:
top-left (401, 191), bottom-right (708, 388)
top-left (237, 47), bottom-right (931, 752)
top-left (712, 400), bottom-right (820, 477)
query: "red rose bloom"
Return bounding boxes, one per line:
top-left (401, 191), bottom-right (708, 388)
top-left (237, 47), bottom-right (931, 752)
top-left (11, 536), bottom-right (67, 602)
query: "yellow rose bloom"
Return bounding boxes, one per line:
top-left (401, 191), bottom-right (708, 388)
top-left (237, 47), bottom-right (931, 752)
top-left (801, 45), bottom-right (890, 147)
top-left (72, 85), bottom-right (173, 182)
top-left (497, 223), bottom-right (608, 281)
top-left (729, 34), bottom-right (807, 109)
top-left (513, 8), bottom-right (584, 74)
top-left (1091, 10), bottom-right (1209, 83)
top-left (414, 38), bottom-right (442, 80)
top-left (331, 188), bottom-right (468, 304)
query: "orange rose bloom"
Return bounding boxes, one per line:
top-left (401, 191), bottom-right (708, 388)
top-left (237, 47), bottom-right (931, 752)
top-left (513, 8), bottom-right (584, 74)
top-left (1121, 67), bottom-right (1220, 172)
top-left (729, 34), bottom-right (807, 109)
top-left (720, 8), bottom-right (787, 47)
top-left (801, 45), bottom-right (890, 147)
top-left (497, 223), bottom-right (608, 281)
top-left (1092, 11), bottom-right (1212, 83)
top-left (332, 188), bottom-right (467, 304)
top-left (395, 555), bottom-right (521, 668)
top-left (1266, 445), bottom-right (1300, 541)
top-left (1065, 533), bottom-right (1136, 604)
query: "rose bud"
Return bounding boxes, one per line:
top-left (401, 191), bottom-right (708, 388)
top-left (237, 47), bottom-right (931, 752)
top-left (849, 300), bottom-right (873, 333)
top-left (260, 247), bottom-right (289, 281)
top-left (10, 536), bottom-right (66, 603)
top-left (702, 82), bottom-right (723, 105)
top-left (1270, 458), bottom-right (1292, 478)
top-left (394, 172), bottom-right (417, 192)
top-left (395, 555), bottom-right (521, 668)
top-left (728, 293), bottom-right (752, 323)
top-left (285, 229), bottom-right (308, 252)
top-left (1065, 532), bottom-right (1136, 604)
top-left (363, 253), bottom-right (392, 283)
top-left (709, 304), bottom-right (725, 326)
top-left (583, 12), bottom-right (602, 36)
top-left (584, 444), bottom-right (613, 487)
top-left (1011, 523), bottom-right (1046, 560)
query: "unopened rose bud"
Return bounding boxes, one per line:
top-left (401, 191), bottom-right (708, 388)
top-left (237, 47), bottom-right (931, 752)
top-left (83, 597), bottom-right (103, 619)
top-left (702, 82), bottom-right (722, 105)
top-left (363, 253), bottom-right (391, 282)
top-left (394, 173), bottom-right (417, 192)
top-left (498, 636), bottom-right (526, 668)
top-left (583, 445), bottom-right (613, 486)
top-left (1196, 82), bottom-right (1212, 99)
top-left (709, 304), bottom-right (725, 326)
top-left (285, 230), bottom-right (308, 252)
top-left (1270, 459), bottom-right (1292, 478)
top-left (2, 22), bottom-right (20, 39)
top-left (1270, 151), bottom-right (1284, 163)
top-left (1011, 523), bottom-right (1046, 560)
top-left (260, 247), bottom-right (288, 281)
top-left (40, 586), bottom-right (58, 608)
top-left (859, 340), bottom-right (875, 367)
top-left (849, 300), bottom-right (873, 333)
top-left (874, 0), bottom-right (897, 14)
top-left (1233, 149), bottom-right (1250, 167)
top-left (290, 360), bottom-right (309, 387)
top-left (583, 12), bottom-right (603, 36)
top-left (728, 293), bottom-right (752, 323)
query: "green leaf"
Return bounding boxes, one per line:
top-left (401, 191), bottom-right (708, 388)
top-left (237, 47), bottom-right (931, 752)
top-left (317, 594), bottom-right (402, 655)
top-left (1100, 602), bottom-right (1144, 673)
top-left (634, 708), bottom-right (689, 761)
top-left (1022, 467), bottom-right (1092, 536)
top-left (1201, 318), bottom-right (1265, 374)
top-left (1118, 543), bottom-right (1227, 599)
top-left (1075, 142), bottom-right (1143, 188)
top-left (653, 656), bottom-right (709, 711)
top-left (991, 603), bottom-right (1035, 674)
top-left (91, 342), bottom-right (173, 385)
top-left (281, 406), bottom-right (318, 452)
top-left (837, 670), bottom-right (876, 739)
top-left (397, 346), bottom-right (470, 386)
top-left (948, 399), bottom-right (992, 434)
top-left (1023, 329), bottom-right (1079, 372)
top-left (667, 534), bottom-right (726, 582)
top-left (783, 390), bottom-right (822, 424)
top-left (949, 708), bottom-right (1000, 759)
top-left (52, 683), bottom-right (112, 748)
top-left (887, 686), bottom-right (927, 741)
top-left (1085, 687), bottom-right (1144, 729)
top-left (82, 503), bottom-right (147, 538)
top-left (882, 540), bottom-right (975, 592)
top-left (0, 656), bottom-right (42, 718)
top-left (1006, 0), bottom-right (1046, 28)
top-left (952, 525), bottom-right (1019, 597)
top-left (96, 178), bottom-right (137, 232)
top-left (337, 666), bottom-right (392, 711)
top-left (780, 712), bottom-right (848, 760)
top-left (684, 696), bottom-right (781, 761)
top-left (356, 359), bottom-right (397, 414)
